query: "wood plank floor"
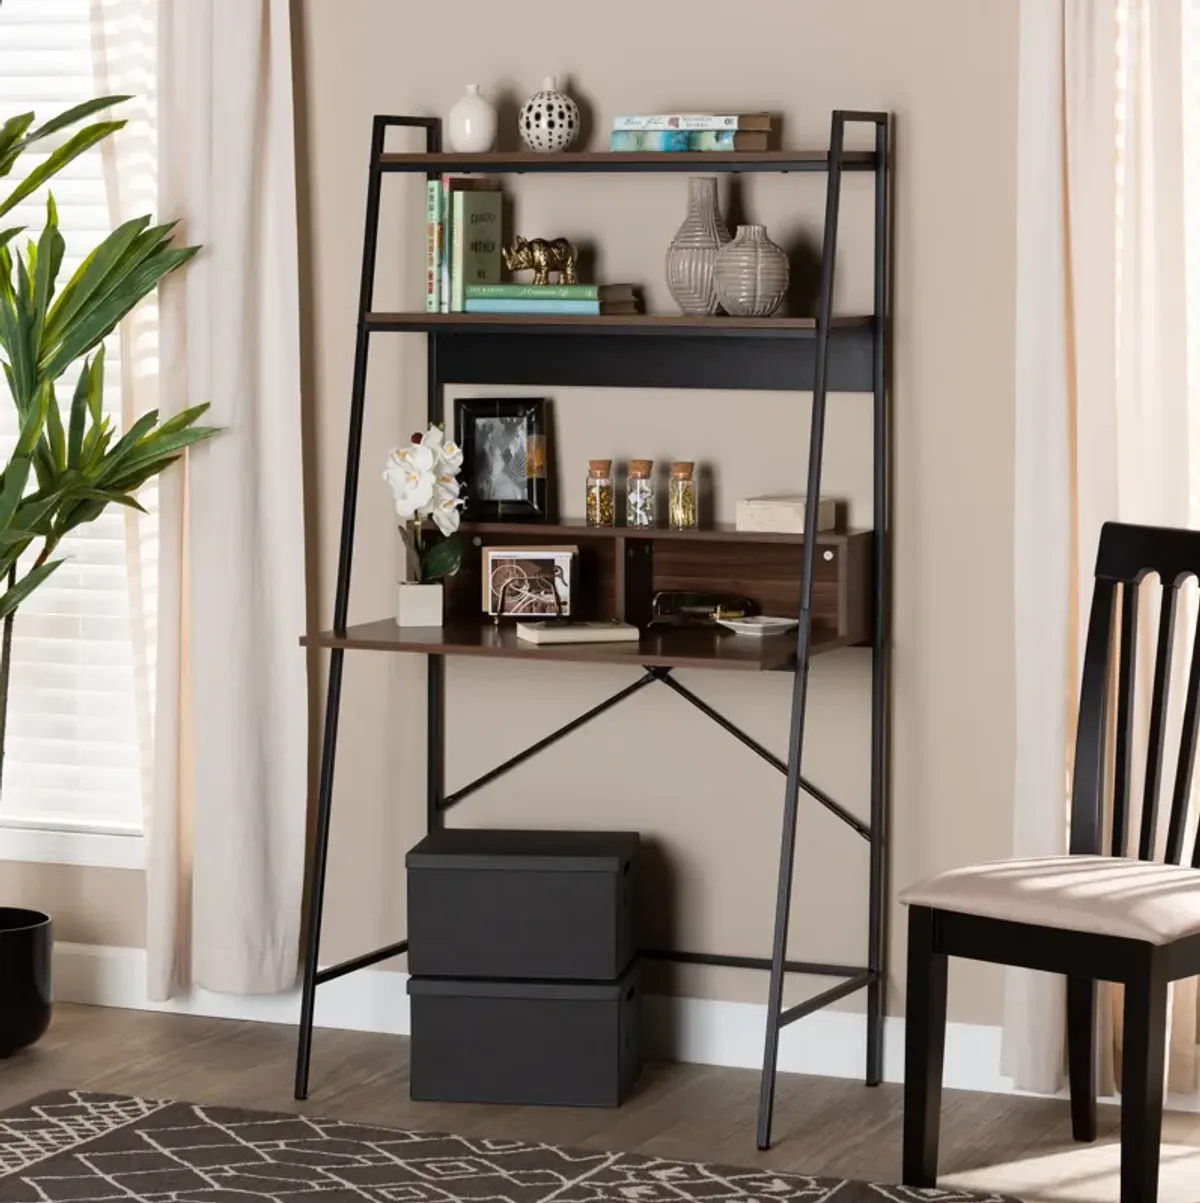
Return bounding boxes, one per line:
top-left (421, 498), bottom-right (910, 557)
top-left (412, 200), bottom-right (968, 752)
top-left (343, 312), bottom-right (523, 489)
top-left (4, 1004), bottom-right (1200, 1202)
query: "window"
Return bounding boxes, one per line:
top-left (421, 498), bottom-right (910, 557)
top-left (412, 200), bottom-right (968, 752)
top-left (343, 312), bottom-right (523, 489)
top-left (0, 0), bottom-right (157, 868)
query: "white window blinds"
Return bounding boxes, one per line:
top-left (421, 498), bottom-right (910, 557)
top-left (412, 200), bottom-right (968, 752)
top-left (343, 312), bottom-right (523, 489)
top-left (0, 0), bottom-right (155, 837)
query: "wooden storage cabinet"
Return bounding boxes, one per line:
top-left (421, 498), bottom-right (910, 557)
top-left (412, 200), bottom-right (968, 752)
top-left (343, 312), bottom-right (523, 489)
top-left (448, 524), bottom-right (873, 651)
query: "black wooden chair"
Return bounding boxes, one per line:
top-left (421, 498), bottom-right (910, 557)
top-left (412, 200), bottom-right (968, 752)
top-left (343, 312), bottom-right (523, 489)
top-left (901, 521), bottom-right (1200, 1203)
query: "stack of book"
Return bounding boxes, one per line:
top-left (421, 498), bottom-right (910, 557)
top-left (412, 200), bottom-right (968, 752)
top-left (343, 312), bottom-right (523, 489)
top-left (609, 112), bottom-right (775, 152)
top-left (426, 175), bottom-right (502, 313)
top-left (463, 283), bottom-right (639, 316)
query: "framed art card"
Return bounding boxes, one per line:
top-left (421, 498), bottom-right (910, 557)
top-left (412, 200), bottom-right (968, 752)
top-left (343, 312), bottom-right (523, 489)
top-left (455, 397), bottom-right (548, 521)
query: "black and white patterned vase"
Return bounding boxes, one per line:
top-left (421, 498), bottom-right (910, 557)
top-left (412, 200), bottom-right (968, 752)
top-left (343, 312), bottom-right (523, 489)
top-left (519, 76), bottom-right (580, 152)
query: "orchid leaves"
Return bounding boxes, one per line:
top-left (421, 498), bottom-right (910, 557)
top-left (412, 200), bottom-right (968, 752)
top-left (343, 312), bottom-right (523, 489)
top-left (0, 96), bottom-right (217, 620)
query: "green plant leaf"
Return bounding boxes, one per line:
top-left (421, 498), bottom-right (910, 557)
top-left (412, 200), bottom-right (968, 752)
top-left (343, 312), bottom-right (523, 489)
top-left (41, 243), bottom-right (198, 378)
top-left (67, 359), bottom-right (90, 468)
top-left (86, 345), bottom-right (105, 424)
top-left (41, 215), bottom-right (153, 348)
top-left (0, 456), bottom-right (33, 535)
top-left (0, 121), bottom-right (126, 220)
top-left (422, 535), bottom-right (463, 583)
top-left (0, 559), bottom-right (63, 621)
top-left (44, 383), bottom-right (66, 472)
top-left (0, 114), bottom-right (35, 174)
top-left (27, 97), bottom-right (129, 143)
top-left (0, 227), bottom-right (25, 252)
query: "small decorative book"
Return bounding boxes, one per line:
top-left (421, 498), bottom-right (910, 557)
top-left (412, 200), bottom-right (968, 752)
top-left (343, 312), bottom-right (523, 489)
top-left (516, 621), bottom-right (640, 645)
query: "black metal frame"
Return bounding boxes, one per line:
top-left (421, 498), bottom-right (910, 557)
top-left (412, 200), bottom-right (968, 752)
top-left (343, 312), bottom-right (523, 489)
top-left (903, 522), bottom-right (1200, 1203)
top-left (294, 111), bottom-right (891, 1153)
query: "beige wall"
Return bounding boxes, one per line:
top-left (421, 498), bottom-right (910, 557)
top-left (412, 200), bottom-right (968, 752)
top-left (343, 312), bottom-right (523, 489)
top-left (0, 864), bottom-right (144, 947)
top-left (295, 0), bottom-right (1020, 1026)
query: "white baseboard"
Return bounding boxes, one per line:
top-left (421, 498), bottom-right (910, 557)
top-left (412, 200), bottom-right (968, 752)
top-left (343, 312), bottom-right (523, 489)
top-left (50, 942), bottom-right (1008, 1092)
top-left (52, 942), bottom-right (1200, 1112)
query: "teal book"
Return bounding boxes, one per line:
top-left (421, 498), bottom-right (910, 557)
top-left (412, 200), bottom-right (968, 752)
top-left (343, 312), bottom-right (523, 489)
top-left (465, 283), bottom-right (636, 301)
top-left (451, 190), bottom-right (503, 311)
top-left (609, 129), bottom-right (769, 152)
top-left (610, 129), bottom-right (690, 152)
top-left (464, 299), bottom-right (603, 315)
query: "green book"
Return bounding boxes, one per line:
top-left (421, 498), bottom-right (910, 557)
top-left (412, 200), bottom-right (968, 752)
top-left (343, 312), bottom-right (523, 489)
top-left (465, 283), bottom-right (636, 301)
top-left (451, 190), bottom-right (502, 312)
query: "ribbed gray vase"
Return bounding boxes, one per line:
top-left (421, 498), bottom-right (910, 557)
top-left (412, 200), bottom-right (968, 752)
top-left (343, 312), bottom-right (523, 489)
top-left (713, 224), bottom-right (790, 317)
top-left (665, 177), bottom-right (731, 315)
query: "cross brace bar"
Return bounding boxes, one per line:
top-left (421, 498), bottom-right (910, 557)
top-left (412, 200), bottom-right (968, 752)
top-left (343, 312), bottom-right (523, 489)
top-left (439, 665), bottom-right (868, 841)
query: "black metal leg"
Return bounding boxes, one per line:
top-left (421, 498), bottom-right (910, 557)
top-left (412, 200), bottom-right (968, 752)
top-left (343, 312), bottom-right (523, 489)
top-left (756, 110), bottom-right (847, 1152)
top-left (295, 648), bottom-right (347, 1100)
top-left (902, 906), bottom-right (947, 1188)
top-left (1067, 976), bottom-right (1097, 1142)
top-left (865, 114), bottom-right (891, 1091)
top-left (427, 655), bottom-right (444, 832)
top-left (1120, 963), bottom-right (1167, 1203)
top-left (295, 115), bottom-right (437, 1099)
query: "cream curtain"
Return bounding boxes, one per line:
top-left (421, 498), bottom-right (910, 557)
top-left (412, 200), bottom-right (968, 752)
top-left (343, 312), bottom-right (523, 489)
top-left (122, 0), bottom-right (308, 998)
top-left (1008, 0), bottom-right (1200, 1097)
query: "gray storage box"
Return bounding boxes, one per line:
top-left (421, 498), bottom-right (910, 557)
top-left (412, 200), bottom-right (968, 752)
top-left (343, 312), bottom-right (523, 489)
top-left (407, 962), bottom-right (641, 1107)
top-left (406, 828), bottom-right (639, 980)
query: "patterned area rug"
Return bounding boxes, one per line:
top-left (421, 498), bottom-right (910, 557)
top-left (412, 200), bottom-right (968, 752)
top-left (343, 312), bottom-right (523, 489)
top-left (0, 1091), bottom-right (1020, 1203)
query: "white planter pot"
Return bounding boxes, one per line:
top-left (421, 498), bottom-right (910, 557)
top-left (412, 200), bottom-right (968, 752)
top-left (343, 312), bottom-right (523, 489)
top-left (396, 582), bottom-right (444, 628)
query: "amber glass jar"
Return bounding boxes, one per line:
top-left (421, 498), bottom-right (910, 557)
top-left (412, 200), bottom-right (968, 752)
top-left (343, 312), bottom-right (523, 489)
top-left (669, 461), bottom-right (698, 530)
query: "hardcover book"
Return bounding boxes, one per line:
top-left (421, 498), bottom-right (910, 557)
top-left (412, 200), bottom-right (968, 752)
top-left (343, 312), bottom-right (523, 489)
top-left (463, 298), bottom-right (638, 315)
top-left (612, 112), bottom-right (773, 132)
top-left (516, 620), bottom-right (640, 645)
top-left (610, 129), bottom-right (770, 152)
top-left (439, 176), bottom-right (497, 312)
top-left (451, 189), bottom-right (503, 311)
top-left (465, 283), bottom-right (636, 302)
top-left (425, 179), bottom-right (441, 313)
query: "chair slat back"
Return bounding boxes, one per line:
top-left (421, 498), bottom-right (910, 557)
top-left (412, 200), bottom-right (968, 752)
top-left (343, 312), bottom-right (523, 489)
top-left (1110, 581), bottom-right (1139, 857)
top-left (1071, 522), bottom-right (1200, 866)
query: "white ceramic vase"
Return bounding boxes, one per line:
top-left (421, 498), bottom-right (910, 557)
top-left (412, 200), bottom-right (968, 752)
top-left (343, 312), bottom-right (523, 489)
top-left (447, 84), bottom-right (497, 154)
top-left (396, 582), bottom-right (444, 628)
top-left (519, 76), bottom-right (580, 152)
top-left (665, 177), bottom-right (731, 315)
top-left (713, 224), bottom-right (790, 317)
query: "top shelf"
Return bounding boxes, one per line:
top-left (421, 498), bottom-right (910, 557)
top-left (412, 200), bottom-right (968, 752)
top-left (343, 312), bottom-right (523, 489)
top-left (379, 150), bottom-right (878, 175)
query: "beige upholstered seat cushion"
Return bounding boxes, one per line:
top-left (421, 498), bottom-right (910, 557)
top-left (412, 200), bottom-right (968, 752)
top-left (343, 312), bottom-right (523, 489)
top-left (900, 855), bottom-right (1200, 945)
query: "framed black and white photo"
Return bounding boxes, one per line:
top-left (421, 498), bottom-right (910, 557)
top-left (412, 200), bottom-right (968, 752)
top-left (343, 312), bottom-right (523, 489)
top-left (455, 397), bottom-right (548, 521)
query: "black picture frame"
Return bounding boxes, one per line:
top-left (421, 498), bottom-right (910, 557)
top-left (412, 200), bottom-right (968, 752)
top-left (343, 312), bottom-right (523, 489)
top-left (455, 397), bottom-right (549, 522)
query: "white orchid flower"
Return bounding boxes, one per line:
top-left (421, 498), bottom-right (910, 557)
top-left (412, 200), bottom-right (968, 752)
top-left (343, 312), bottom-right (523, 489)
top-left (391, 441), bottom-right (435, 475)
top-left (384, 447), bottom-right (435, 520)
top-left (437, 438), bottom-right (464, 472)
top-left (431, 485), bottom-right (464, 536)
top-left (422, 426), bottom-right (445, 453)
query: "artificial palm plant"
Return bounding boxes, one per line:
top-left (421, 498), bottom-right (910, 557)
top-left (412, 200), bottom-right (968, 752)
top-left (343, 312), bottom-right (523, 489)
top-left (0, 96), bottom-right (216, 787)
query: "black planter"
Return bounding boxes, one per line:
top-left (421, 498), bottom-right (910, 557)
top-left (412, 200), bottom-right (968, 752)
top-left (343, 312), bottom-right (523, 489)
top-left (0, 908), bottom-right (51, 1056)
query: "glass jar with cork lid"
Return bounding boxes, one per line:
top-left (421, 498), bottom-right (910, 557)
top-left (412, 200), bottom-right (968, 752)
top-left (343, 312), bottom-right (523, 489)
top-left (669, 461), bottom-right (698, 530)
top-left (626, 459), bottom-right (655, 527)
top-left (586, 459), bottom-right (615, 527)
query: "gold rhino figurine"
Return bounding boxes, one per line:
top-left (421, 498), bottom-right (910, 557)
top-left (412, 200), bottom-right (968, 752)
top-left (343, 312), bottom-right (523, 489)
top-left (502, 236), bottom-right (578, 286)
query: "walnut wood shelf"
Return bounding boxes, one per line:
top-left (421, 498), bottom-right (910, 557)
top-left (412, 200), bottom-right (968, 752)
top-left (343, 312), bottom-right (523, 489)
top-left (462, 520), bottom-right (866, 546)
top-left (378, 150), bottom-right (877, 174)
top-left (303, 617), bottom-right (855, 672)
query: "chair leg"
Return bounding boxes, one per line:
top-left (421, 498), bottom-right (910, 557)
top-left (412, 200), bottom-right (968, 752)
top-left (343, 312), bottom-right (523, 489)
top-left (902, 906), bottom-right (948, 1188)
top-left (1067, 976), bottom-right (1097, 1142)
top-left (1120, 962), bottom-right (1167, 1203)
